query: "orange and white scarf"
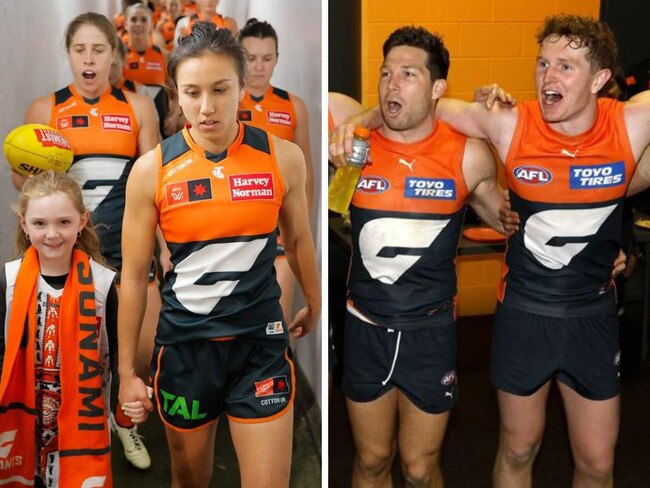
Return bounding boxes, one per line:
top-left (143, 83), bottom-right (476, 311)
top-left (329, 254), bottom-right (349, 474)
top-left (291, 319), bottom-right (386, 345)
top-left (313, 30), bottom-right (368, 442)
top-left (0, 247), bottom-right (112, 487)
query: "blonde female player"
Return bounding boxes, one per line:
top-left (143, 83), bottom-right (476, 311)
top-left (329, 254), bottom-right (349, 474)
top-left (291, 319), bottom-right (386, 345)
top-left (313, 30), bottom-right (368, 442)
top-left (0, 171), bottom-right (146, 487)
top-left (10, 12), bottom-right (160, 470)
top-left (118, 22), bottom-right (320, 486)
top-left (238, 18), bottom-right (314, 328)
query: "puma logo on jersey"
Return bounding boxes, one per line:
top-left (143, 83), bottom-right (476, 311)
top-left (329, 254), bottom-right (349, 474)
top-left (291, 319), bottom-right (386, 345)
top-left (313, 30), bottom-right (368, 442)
top-left (398, 158), bottom-right (416, 171)
top-left (404, 177), bottom-right (455, 199)
top-left (561, 148), bottom-right (579, 158)
top-left (570, 162), bottom-right (625, 189)
top-left (513, 166), bottom-right (552, 185)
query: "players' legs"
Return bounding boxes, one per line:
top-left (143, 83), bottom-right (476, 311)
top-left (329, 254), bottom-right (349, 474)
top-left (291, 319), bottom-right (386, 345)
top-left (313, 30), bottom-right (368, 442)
top-left (347, 390), bottom-right (398, 488)
top-left (397, 391), bottom-right (449, 488)
top-left (229, 407), bottom-right (294, 488)
top-left (558, 383), bottom-right (619, 488)
top-left (493, 383), bottom-right (550, 488)
top-left (165, 420), bottom-right (218, 488)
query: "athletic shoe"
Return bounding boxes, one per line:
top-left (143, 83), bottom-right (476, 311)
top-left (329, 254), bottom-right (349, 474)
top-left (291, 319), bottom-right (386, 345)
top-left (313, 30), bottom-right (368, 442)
top-left (109, 412), bottom-right (151, 470)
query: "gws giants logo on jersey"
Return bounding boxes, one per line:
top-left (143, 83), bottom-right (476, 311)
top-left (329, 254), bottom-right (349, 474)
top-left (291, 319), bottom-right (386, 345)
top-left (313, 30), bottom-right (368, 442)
top-left (404, 177), bottom-right (455, 200)
top-left (255, 375), bottom-right (290, 398)
top-left (266, 110), bottom-right (292, 127)
top-left (570, 161), bottom-right (625, 189)
top-left (165, 178), bottom-right (213, 206)
top-left (101, 114), bottom-right (132, 132)
top-left (0, 429), bottom-right (23, 470)
top-left (229, 173), bottom-right (274, 201)
top-left (513, 165), bottom-right (552, 185)
top-left (356, 175), bottom-right (389, 194)
top-left (440, 370), bottom-right (457, 386)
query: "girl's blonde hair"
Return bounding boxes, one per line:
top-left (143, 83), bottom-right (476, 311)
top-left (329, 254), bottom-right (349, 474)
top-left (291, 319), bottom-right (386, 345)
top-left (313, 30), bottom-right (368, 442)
top-left (13, 170), bottom-right (107, 265)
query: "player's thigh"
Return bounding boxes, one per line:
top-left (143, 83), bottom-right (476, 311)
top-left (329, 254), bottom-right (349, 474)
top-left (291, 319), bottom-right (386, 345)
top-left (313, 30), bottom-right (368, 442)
top-left (346, 389), bottom-right (398, 462)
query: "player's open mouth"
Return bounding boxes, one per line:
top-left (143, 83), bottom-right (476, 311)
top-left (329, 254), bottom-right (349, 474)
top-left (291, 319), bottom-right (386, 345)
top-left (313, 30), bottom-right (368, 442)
top-left (82, 71), bottom-right (96, 80)
top-left (386, 100), bottom-right (402, 116)
top-left (200, 119), bottom-right (217, 129)
top-left (541, 90), bottom-right (563, 106)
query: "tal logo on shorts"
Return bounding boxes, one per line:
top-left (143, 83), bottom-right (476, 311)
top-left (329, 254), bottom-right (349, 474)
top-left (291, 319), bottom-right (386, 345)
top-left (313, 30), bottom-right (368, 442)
top-left (255, 376), bottom-right (290, 397)
top-left (159, 389), bottom-right (207, 420)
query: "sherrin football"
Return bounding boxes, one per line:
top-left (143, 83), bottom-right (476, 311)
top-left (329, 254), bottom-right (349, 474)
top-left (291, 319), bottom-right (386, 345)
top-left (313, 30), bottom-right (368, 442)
top-left (4, 124), bottom-right (74, 176)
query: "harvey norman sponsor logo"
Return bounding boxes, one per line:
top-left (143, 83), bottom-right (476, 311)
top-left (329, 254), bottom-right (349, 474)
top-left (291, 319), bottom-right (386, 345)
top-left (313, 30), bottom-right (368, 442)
top-left (266, 110), bottom-right (292, 127)
top-left (229, 173), bottom-right (274, 201)
top-left (101, 114), bottom-right (132, 132)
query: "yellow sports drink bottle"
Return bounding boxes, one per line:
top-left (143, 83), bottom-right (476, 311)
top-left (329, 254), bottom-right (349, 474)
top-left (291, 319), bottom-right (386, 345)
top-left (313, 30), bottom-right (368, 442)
top-left (328, 127), bottom-right (370, 214)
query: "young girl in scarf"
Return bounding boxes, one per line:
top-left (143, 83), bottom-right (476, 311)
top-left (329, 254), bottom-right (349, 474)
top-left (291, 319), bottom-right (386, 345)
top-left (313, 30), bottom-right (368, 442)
top-left (0, 171), bottom-right (145, 488)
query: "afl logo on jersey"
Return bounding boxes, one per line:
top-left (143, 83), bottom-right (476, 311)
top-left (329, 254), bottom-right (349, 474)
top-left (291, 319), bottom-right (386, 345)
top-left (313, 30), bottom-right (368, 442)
top-left (513, 165), bottom-right (552, 185)
top-left (356, 175), bottom-right (389, 194)
top-left (570, 162), bottom-right (625, 189)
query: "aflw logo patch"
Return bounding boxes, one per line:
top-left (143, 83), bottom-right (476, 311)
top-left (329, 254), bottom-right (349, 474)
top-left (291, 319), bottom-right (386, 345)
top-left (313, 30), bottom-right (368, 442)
top-left (255, 376), bottom-right (290, 397)
top-left (229, 173), bottom-right (274, 201)
top-left (165, 178), bottom-right (213, 206)
top-left (266, 110), bottom-right (292, 126)
top-left (56, 115), bottom-right (89, 130)
top-left (570, 162), bottom-right (625, 189)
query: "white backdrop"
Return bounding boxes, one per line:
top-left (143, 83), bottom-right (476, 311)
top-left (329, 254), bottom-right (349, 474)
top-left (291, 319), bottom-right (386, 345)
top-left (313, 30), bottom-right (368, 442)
top-left (0, 0), bottom-right (322, 405)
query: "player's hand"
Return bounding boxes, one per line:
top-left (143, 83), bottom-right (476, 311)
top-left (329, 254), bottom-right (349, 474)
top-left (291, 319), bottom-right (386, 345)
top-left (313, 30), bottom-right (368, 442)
top-left (611, 249), bottom-right (627, 279)
top-left (499, 188), bottom-right (519, 235)
top-left (118, 374), bottom-right (153, 424)
top-left (474, 83), bottom-right (516, 110)
top-left (328, 123), bottom-right (356, 168)
top-left (288, 305), bottom-right (318, 338)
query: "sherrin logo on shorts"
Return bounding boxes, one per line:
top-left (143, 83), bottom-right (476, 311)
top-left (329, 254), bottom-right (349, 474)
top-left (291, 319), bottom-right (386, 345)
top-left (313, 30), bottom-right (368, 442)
top-left (266, 321), bottom-right (284, 335)
top-left (165, 178), bottom-right (213, 206)
top-left (255, 375), bottom-right (290, 398)
top-left (404, 177), bottom-right (455, 199)
top-left (513, 165), bottom-right (552, 185)
top-left (356, 175), bottom-right (390, 194)
top-left (229, 172), bottom-right (274, 201)
top-left (266, 110), bottom-right (292, 126)
top-left (440, 370), bottom-right (457, 386)
top-left (570, 161), bottom-right (625, 189)
top-left (101, 114), bottom-right (132, 132)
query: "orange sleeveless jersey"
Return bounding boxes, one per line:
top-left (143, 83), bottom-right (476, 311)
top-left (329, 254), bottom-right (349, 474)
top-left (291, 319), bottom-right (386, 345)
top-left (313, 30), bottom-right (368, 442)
top-left (239, 86), bottom-right (297, 142)
top-left (154, 123), bottom-right (286, 342)
top-left (348, 122), bottom-right (469, 329)
top-left (50, 85), bottom-right (139, 268)
top-left (183, 13), bottom-right (227, 36)
top-left (501, 98), bottom-right (636, 316)
top-left (123, 45), bottom-right (166, 86)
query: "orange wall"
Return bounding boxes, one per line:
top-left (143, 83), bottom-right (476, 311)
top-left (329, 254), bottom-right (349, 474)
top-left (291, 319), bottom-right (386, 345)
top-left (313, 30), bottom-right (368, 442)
top-left (360, 0), bottom-right (600, 106)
